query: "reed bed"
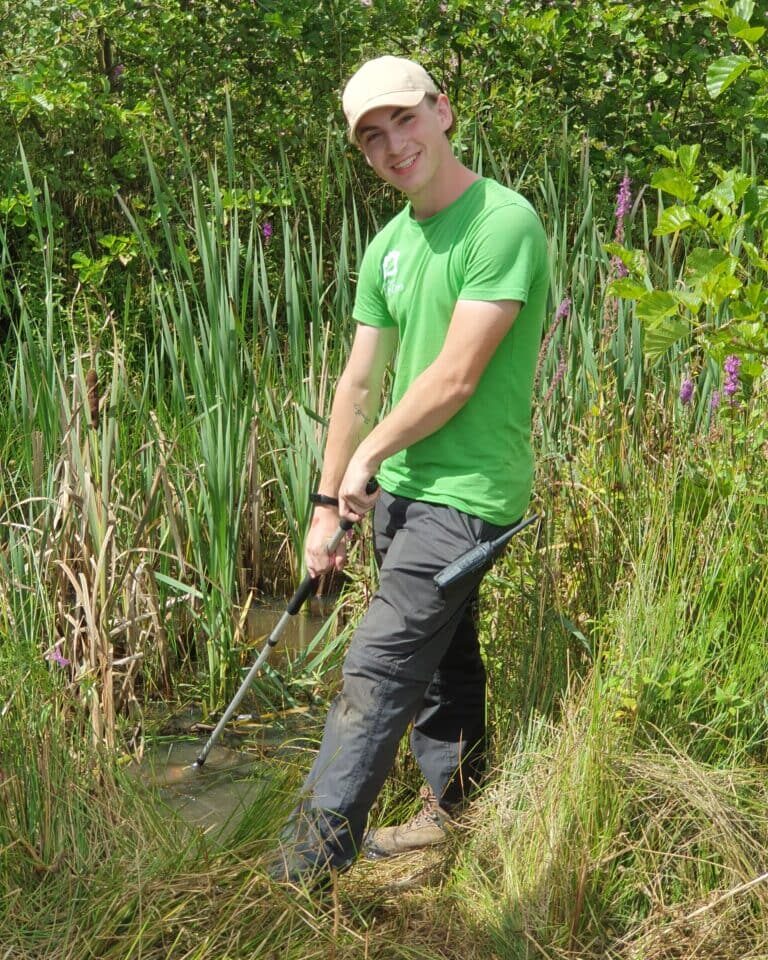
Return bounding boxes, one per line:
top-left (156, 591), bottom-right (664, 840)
top-left (1, 122), bottom-right (767, 958)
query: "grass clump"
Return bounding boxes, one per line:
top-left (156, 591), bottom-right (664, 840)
top-left (440, 453), bottom-right (768, 960)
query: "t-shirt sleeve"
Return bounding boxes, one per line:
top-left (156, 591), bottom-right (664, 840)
top-left (458, 202), bottom-right (547, 305)
top-left (352, 240), bottom-right (398, 328)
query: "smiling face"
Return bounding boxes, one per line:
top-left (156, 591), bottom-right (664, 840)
top-left (355, 95), bottom-right (455, 206)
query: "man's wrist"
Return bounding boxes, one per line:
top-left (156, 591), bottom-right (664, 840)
top-left (310, 492), bottom-right (340, 508)
top-left (352, 441), bottom-right (381, 480)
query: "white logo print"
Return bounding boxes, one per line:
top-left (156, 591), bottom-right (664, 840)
top-left (382, 250), bottom-right (404, 296)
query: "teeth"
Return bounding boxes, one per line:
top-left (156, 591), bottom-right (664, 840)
top-left (394, 155), bottom-right (417, 170)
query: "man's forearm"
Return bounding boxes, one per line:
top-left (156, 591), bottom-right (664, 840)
top-left (317, 373), bottom-right (382, 497)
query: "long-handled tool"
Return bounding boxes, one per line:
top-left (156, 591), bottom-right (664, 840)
top-left (433, 513), bottom-right (540, 592)
top-left (193, 481), bottom-right (377, 769)
top-left (193, 522), bottom-right (352, 769)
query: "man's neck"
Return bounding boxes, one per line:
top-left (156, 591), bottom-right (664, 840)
top-left (409, 154), bottom-right (480, 221)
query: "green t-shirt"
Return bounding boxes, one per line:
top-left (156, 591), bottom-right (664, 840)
top-left (353, 177), bottom-right (549, 525)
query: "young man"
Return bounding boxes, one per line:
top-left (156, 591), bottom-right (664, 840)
top-left (273, 55), bottom-right (548, 885)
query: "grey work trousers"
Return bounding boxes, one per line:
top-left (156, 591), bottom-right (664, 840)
top-left (287, 490), bottom-right (511, 872)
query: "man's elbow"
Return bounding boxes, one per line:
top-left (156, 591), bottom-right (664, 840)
top-left (444, 374), bottom-right (478, 407)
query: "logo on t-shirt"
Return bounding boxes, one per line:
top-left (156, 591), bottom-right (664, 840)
top-left (381, 250), bottom-right (404, 297)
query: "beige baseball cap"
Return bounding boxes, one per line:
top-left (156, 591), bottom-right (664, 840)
top-left (342, 56), bottom-right (439, 140)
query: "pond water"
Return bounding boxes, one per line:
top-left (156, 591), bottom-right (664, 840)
top-left (138, 741), bottom-right (266, 838)
top-left (245, 595), bottom-right (336, 657)
top-left (132, 599), bottom-right (337, 838)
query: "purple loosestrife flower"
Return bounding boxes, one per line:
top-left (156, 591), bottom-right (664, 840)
top-left (610, 255), bottom-right (628, 279)
top-left (710, 389), bottom-right (721, 412)
top-left (679, 377), bottom-right (694, 406)
top-left (45, 642), bottom-right (70, 668)
top-left (544, 344), bottom-right (567, 406)
top-left (723, 354), bottom-right (741, 398)
top-left (614, 174), bottom-right (632, 244)
top-left (533, 294), bottom-right (570, 396)
top-left (262, 220), bottom-right (273, 243)
top-left (616, 175), bottom-right (632, 218)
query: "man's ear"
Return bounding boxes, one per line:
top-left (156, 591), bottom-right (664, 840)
top-left (436, 93), bottom-right (453, 133)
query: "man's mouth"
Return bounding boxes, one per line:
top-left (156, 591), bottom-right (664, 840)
top-left (392, 153), bottom-right (419, 171)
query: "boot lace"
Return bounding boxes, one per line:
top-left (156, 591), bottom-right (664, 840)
top-left (406, 786), bottom-right (441, 828)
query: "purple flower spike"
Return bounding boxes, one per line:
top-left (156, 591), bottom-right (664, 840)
top-left (614, 174), bottom-right (632, 243)
top-left (555, 296), bottom-right (571, 320)
top-left (262, 220), bottom-right (273, 242)
top-left (615, 175), bottom-right (632, 220)
top-left (45, 642), bottom-right (71, 668)
top-left (610, 254), bottom-right (628, 279)
top-left (723, 354), bottom-right (741, 398)
top-left (679, 377), bottom-right (694, 406)
top-left (710, 390), bottom-right (721, 411)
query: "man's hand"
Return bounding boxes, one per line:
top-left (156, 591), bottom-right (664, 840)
top-left (304, 508), bottom-right (349, 579)
top-left (338, 454), bottom-right (380, 522)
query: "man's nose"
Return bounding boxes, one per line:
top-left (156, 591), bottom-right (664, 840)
top-left (386, 129), bottom-right (407, 155)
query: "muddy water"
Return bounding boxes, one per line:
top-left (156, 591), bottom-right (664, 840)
top-left (135, 600), bottom-right (337, 838)
top-left (138, 741), bottom-right (266, 839)
top-left (245, 596), bottom-right (336, 658)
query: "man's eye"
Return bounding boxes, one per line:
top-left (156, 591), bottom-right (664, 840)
top-left (366, 132), bottom-right (381, 144)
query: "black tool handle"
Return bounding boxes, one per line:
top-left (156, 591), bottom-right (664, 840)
top-left (433, 542), bottom-right (494, 591)
top-left (433, 514), bottom-right (540, 591)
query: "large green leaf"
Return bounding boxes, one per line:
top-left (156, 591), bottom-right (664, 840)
top-left (609, 278), bottom-right (647, 300)
top-left (653, 206), bottom-right (695, 236)
top-left (728, 16), bottom-right (765, 43)
top-left (651, 168), bottom-right (697, 203)
top-left (700, 0), bottom-right (728, 17)
top-left (706, 55), bottom-right (751, 99)
top-left (677, 144), bottom-right (701, 177)
top-left (643, 316), bottom-right (690, 359)
top-left (636, 290), bottom-right (678, 325)
top-left (732, 0), bottom-right (755, 22)
top-left (686, 248), bottom-right (733, 277)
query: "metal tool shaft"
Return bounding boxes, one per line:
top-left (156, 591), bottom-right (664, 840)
top-left (193, 523), bottom-right (349, 768)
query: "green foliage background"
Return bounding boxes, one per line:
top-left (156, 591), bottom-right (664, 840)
top-left (2, 0), bottom-right (764, 248)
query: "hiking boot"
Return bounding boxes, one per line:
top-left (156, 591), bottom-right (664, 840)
top-left (363, 787), bottom-right (455, 860)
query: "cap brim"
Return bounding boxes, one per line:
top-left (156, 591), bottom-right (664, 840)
top-left (348, 90), bottom-right (427, 141)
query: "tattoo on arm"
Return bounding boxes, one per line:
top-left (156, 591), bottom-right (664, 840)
top-left (353, 404), bottom-right (371, 425)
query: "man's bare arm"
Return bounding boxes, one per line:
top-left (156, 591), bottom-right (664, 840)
top-left (305, 322), bottom-right (397, 576)
top-left (316, 323), bottom-right (397, 496)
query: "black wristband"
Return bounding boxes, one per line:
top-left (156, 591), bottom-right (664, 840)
top-left (310, 493), bottom-right (339, 508)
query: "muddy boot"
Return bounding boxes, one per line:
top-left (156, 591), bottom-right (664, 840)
top-left (363, 787), bottom-right (456, 860)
